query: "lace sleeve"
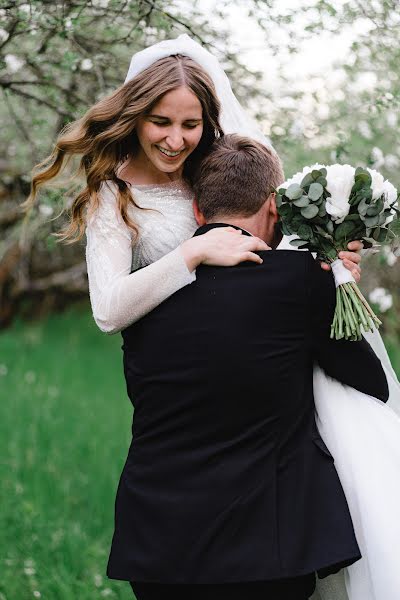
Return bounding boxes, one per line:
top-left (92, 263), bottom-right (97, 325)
top-left (85, 183), bottom-right (196, 334)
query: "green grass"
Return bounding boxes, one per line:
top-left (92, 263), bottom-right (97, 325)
top-left (0, 306), bottom-right (399, 600)
top-left (0, 305), bottom-right (134, 600)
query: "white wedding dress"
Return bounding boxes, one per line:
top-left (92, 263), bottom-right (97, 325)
top-left (86, 180), bottom-right (400, 600)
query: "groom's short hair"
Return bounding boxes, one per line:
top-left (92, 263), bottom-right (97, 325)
top-left (192, 134), bottom-right (284, 220)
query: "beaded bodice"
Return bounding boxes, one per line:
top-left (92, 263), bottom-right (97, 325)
top-left (128, 181), bottom-right (198, 269)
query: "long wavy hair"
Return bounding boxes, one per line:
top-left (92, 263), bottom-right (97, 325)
top-left (23, 54), bottom-right (223, 243)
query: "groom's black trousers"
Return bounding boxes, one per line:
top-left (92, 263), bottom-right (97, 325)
top-left (130, 572), bottom-right (316, 599)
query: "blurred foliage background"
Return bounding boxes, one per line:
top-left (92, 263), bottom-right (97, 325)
top-left (0, 0), bottom-right (399, 334)
top-left (0, 1), bottom-right (399, 598)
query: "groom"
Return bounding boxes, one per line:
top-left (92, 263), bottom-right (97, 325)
top-left (108, 135), bottom-right (388, 600)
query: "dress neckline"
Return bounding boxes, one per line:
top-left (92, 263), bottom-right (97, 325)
top-left (126, 180), bottom-right (186, 189)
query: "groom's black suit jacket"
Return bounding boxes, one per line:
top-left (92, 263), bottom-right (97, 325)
top-left (107, 223), bottom-right (388, 585)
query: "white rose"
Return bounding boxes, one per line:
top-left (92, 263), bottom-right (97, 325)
top-left (380, 180), bottom-right (398, 226)
top-left (382, 180), bottom-right (398, 208)
top-left (325, 164), bottom-right (355, 223)
top-left (367, 168), bottom-right (385, 200)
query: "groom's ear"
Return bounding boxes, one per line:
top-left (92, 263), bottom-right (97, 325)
top-left (193, 198), bottom-right (207, 226)
top-left (268, 192), bottom-right (278, 222)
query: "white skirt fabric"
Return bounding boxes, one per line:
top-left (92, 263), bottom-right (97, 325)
top-left (310, 329), bottom-right (400, 600)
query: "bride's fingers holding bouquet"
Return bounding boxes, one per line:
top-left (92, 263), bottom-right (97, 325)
top-left (180, 227), bottom-right (271, 271)
top-left (320, 240), bottom-right (363, 282)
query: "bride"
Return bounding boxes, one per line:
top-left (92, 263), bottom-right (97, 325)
top-left (26, 34), bottom-right (400, 600)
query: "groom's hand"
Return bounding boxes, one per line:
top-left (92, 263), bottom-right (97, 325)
top-left (320, 240), bottom-right (363, 283)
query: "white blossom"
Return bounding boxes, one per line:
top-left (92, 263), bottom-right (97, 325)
top-left (369, 287), bottom-right (393, 312)
top-left (81, 58), bottom-right (93, 71)
top-left (325, 164), bottom-right (355, 223)
top-left (358, 121), bottom-right (372, 139)
top-left (0, 28), bottom-right (9, 42)
top-left (382, 245), bottom-right (398, 267)
top-left (385, 154), bottom-right (400, 169)
top-left (145, 26), bottom-right (158, 36)
top-left (387, 111), bottom-right (397, 128)
top-left (289, 119), bottom-right (304, 138)
top-left (371, 147), bottom-right (385, 169)
top-left (5, 54), bottom-right (24, 74)
top-left (39, 204), bottom-right (54, 217)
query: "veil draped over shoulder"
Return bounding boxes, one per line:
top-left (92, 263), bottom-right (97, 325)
top-left (125, 34), bottom-right (400, 600)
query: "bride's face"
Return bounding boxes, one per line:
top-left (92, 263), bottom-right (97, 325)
top-left (136, 86), bottom-right (204, 176)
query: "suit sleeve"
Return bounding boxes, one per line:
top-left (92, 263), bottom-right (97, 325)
top-left (308, 255), bottom-right (389, 402)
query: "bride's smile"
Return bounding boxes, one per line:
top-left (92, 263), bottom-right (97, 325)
top-left (134, 85), bottom-right (204, 180)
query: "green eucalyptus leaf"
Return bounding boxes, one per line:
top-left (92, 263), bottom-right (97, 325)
top-left (362, 237), bottom-right (375, 249)
top-left (290, 239), bottom-right (309, 248)
top-left (319, 168), bottom-right (327, 177)
top-left (349, 191), bottom-right (362, 206)
top-left (298, 224), bottom-right (313, 239)
top-left (293, 195), bottom-right (310, 207)
top-left (378, 213), bottom-right (388, 226)
top-left (275, 194), bottom-right (283, 208)
top-left (311, 169), bottom-right (322, 180)
top-left (278, 203), bottom-right (292, 218)
top-left (355, 170), bottom-right (372, 185)
top-left (301, 173), bottom-right (314, 188)
top-left (358, 199), bottom-right (370, 216)
top-left (285, 183), bottom-right (303, 200)
top-left (315, 225), bottom-right (333, 240)
top-left (363, 215), bottom-right (380, 227)
top-left (334, 220), bottom-right (356, 241)
top-left (366, 197), bottom-right (384, 216)
top-left (379, 228), bottom-right (392, 242)
top-left (291, 214), bottom-right (304, 227)
top-left (318, 204), bottom-right (327, 217)
top-left (327, 220), bottom-right (334, 234)
top-left (281, 222), bottom-right (293, 236)
top-left (301, 204), bottom-right (319, 219)
top-left (344, 213), bottom-right (361, 221)
top-left (373, 227), bottom-right (388, 243)
top-left (325, 247), bottom-right (338, 261)
top-left (316, 176), bottom-right (327, 187)
top-left (308, 182), bottom-right (324, 201)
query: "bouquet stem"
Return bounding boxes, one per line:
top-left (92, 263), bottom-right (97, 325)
top-left (330, 282), bottom-right (382, 341)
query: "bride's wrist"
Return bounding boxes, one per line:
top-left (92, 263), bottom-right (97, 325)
top-left (180, 238), bottom-right (204, 272)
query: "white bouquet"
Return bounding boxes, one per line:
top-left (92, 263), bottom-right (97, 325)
top-left (276, 164), bottom-right (399, 340)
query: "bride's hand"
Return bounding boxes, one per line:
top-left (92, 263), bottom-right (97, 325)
top-left (180, 227), bottom-right (271, 272)
top-left (320, 240), bottom-right (363, 283)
